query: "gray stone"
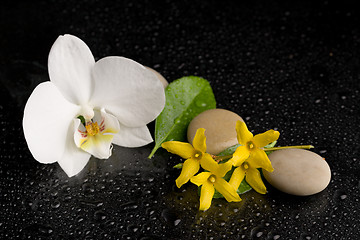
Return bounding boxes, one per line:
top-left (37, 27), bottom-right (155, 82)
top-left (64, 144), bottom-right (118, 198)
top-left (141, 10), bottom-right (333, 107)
top-left (263, 149), bottom-right (331, 196)
top-left (146, 66), bottom-right (168, 88)
top-left (187, 109), bottom-right (244, 155)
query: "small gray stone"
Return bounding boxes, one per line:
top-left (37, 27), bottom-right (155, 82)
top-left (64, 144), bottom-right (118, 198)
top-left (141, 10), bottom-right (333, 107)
top-left (187, 109), bottom-right (244, 155)
top-left (263, 149), bottom-right (331, 196)
top-left (146, 66), bottom-right (168, 88)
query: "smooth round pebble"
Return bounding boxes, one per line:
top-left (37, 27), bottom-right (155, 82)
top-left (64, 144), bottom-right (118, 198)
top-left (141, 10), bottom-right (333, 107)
top-left (187, 109), bottom-right (244, 155)
top-left (145, 66), bottom-right (168, 88)
top-left (263, 149), bottom-right (331, 196)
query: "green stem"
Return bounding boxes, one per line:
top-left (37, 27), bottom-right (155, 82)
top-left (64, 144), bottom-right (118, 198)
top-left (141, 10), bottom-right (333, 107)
top-left (173, 163), bottom-right (183, 169)
top-left (264, 145), bottom-right (314, 151)
top-left (148, 146), bottom-right (158, 159)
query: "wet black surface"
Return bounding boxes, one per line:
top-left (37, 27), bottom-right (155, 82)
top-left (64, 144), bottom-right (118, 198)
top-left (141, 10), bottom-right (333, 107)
top-left (1, 0), bottom-right (360, 239)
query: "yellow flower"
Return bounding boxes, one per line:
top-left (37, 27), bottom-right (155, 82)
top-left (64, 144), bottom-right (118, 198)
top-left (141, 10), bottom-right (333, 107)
top-left (161, 128), bottom-right (218, 188)
top-left (190, 161), bottom-right (241, 211)
top-left (229, 121), bottom-right (279, 194)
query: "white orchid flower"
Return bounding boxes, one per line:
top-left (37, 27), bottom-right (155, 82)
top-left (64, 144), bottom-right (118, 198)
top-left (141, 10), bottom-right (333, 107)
top-left (23, 34), bottom-right (165, 177)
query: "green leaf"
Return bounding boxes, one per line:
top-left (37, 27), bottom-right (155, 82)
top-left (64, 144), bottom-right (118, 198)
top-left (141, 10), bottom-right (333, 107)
top-left (148, 76), bottom-right (216, 158)
top-left (264, 140), bottom-right (277, 155)
top-left (237, 179), bottom-right (252, 195)
top-left (217, 144), bottom-right (240, 157)
top-left (264, 140), bottom-right (277, 149)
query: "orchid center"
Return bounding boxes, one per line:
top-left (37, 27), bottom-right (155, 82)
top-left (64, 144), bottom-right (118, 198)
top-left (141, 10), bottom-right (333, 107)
top-left (193, 150), bottom-right (203, 160)
top-left (208, 175), bottom-right (216, 183)
top-left (85, 121), bottom-right (100, 136)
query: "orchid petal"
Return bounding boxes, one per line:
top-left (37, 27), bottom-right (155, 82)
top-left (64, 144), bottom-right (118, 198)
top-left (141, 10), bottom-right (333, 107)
top-left (57, 119), bottom-right (91, 177)
top-left (248, 149), bottom-right (274, 172)
top-left (192, 128), bottom-right (207, 153)
top-left (253, 130), bottom-right (280, 148)
top-left (48, 34), bottom-right (95, 105)
top-left (90, 56), bottom-right (165, 127)
top-left (214, 178), bottom-right (242, 202)
top-left (246, 168), bottom-right (267, 194)
top-left (161, 141), bottom-right (195, 159)
top-left (229, 166), bottom-right (246, 190)
top-left (175, 158), bottom-right (200, 188)
top-left (23, 82), bottom-right (81, 164)
top-left (199, 181), bottom-right (215, 211)
top-left (190, 172), bottom-right (212, 187)
top-left (112, 124), bottom-right (153, 147)
top-left (96, 108), bottom-right (120, 135)
top-left (230, 145), bottom-right (250, 167)
top-left (235, 120), bottom-right (253, 145)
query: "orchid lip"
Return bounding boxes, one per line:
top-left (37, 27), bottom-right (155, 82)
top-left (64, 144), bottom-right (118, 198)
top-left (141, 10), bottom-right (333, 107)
top-left (74, 109), bottom-right (120, 159)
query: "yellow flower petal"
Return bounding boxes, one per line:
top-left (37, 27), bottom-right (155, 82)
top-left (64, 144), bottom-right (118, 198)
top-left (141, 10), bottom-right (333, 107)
top-left (161, 141), bottom-right (195, 159)
top-left (216, 161), bottom-right (233, 178)
top-left (199, 153), bottom-right (218, 173)
top-left (192, 128), bottom-right (207, 153)
top-left (214, 178), bottom-right (242, 202)
top-left (252, 129), bottom-right (280, 148)
top-left (230, 145), bottom-right (250, 167)
top-left (236, 120), bottom-right (253, 145)
top-left (190, 172), bottom-right (212, 187)
top-left (175, 158), bottom-right (200, 188)
top-left (199, 181), bottom-right (215, 211)
top-left (248, 149), bottom-right (274, 172)
top-left (245, 168), bottom-right (267, 194)
top-left (229, 166), bottom-right (246, 190)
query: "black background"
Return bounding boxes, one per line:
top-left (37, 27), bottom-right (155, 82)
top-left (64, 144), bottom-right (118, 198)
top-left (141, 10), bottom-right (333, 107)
top-left (1, 0), bottom-right (359, 239)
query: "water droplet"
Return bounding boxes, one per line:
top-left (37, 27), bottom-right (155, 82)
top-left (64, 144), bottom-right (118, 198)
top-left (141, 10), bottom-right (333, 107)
top-left (51, 200), bottom-right (61, 209)
top-left (195, 100), bottom-right (207, 107)
top-left (121, 201), bottom-right (139, 211)
top-left (127, 224), bottom-right (139, 232)
top-left (82, 183), bottom-right (95, 194)
top-left (36, 224), bottom-right (53, 236)
top-left (250, 226), bottom-right (264, 238)
top-left (174, 219), bottom-right (181, 226)
top-left (174, 118), bottom-right (181, 124)
top-left (94, 210), bottom-right (107, 221)
top-left (161, 209), bottom-right (179, 226)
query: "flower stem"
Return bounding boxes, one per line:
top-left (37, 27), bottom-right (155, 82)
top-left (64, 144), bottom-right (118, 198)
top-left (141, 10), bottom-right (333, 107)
top-left (264, 145), bottom-right (314, 151)
top-left (213, 155), bottom-right (232, 162)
